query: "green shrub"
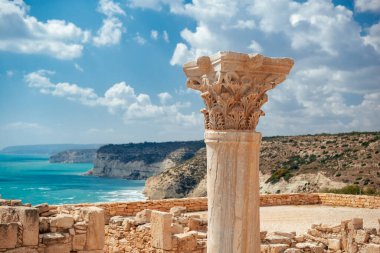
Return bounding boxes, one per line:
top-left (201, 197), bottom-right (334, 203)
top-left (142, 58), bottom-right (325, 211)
top-left (266, 168), bottom-right (293, 184)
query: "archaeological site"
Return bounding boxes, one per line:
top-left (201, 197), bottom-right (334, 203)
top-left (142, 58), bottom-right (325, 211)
top-left (1, 52), bottom-right (379, 253)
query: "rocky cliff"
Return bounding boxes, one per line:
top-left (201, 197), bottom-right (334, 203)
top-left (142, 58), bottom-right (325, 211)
top-left (49, 149), bottom-right (97, 163)
top-left (144, 131), bottom-right (380, 199)
top-left (88, 141), bottom-right (204, 180)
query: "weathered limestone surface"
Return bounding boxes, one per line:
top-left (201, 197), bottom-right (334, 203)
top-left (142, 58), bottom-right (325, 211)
top-left (151, 210), bottom-right (173, 250)
top-left (0, 206), bottom-right (39, 246)
top-left (0, 223), bottom-right (18, 249)
top-left (82, 207), bottom-right (105, 250)
top-left (183, 51), bottom-right (294, 253)
top-left (0, 203), bottom-right (104, 253)
top-left (205, 130), bottom-right (261, 252)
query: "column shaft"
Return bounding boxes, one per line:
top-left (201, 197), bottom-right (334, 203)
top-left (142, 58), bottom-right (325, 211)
top-left (205, 130), bottom-right (261, 253)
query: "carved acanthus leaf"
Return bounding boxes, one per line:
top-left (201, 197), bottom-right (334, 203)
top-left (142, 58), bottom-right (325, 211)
top-left (183, 52), bottom-right (294, 131)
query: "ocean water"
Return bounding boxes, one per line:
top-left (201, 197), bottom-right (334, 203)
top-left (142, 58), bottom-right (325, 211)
top-left (0, 154), bottom-right (146, 205)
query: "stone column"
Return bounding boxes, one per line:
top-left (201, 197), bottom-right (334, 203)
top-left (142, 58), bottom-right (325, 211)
top-left (183, 52), bottom-right (294, 253)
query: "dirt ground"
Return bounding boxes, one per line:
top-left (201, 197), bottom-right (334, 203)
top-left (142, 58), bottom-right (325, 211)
top-left (190, 205), bottom-right (380, 234)
top-left (260, 205), bottom-right (380, 234)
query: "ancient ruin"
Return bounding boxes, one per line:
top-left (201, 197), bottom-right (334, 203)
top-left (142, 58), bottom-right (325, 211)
top-left (183, 51), bottom-right (294, 252)
top-left (1, 194), bottom-right (380, 252)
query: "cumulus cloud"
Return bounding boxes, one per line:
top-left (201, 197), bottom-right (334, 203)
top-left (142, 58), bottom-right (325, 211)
top-left (0, 0), bottom-right (90, 59)
top-left (24, 70), bottom-right (201, 127)
top-left (132, 0), bottom-right (380, 135)
top-left (158, 92), bottom-right (172, 104)
top-left (363, 22), bottom-right (380, 53)
top-left (93, 0), bottom-right (126, 46)
top-left (355, 0), bottom-right (380, 13)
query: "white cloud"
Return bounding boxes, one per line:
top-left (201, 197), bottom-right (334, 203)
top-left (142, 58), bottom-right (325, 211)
top-left (0, 0), bottom-right (90, 59)
top-left (93, 17), bottom-right (124, 46)
top-left (98, 0), bottom-right (126, 17)
top-left (74, 63), bottom-right (84, 72)
top-left (355, 0), bottom-right (380, 13)
top-left (151, 30), bottom-right (158, 40)
top-left (24, 70), bottom-right (201, 127)
top-left (134, 33), bottom-right (146, 45)
top-left (248, 40), bottom-right (262, 53)
top-left (93, 0), bottom-right (126, 46)
top-left (158, 92), bottom-right (172, 104)
top-left (133, 0), bottom-right (380, 135)
top-left (163, 30), bottom-right (169, 42)
top-left (363, 22), bottom-right (380, 53)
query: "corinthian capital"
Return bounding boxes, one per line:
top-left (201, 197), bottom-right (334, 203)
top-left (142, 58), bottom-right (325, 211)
top-left (183, 51), bottom-right (294, 131)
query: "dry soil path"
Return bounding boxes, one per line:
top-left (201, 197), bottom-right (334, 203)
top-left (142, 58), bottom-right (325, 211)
top-left (260, 205), bottom-right (380, 234)
top-left (190, 205), bottom-right (380, 234)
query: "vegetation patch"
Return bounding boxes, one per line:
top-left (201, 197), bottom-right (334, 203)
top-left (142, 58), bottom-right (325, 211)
top-left (322, 185), bottom-right (380, 196)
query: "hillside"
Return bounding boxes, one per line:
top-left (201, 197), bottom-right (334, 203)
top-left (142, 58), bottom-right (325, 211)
top-left (88, 141), bottom-right (205, 180)
top-left (144, 131), bottom-right (380, 199)
top-left (49, 149), bottom-right (97, 163)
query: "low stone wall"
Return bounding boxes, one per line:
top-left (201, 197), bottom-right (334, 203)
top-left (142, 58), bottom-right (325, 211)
top-left (317, 193), bottom-right (380, 209)
top-left (260, 193), bottom-right (321, 206)
top-left (58, 193), bottom-right (380, 220)
top-left (261, 193), bottom-right (380, 208)
top-left (60, 198), bottom-right (208, 219)
top-left (0, 204), bottom-right (105, 253)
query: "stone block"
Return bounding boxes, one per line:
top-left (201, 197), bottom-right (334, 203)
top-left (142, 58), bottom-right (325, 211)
top-left (266, 235), bottom-right (292, 245)
top-left (151, 210), bottom-right (172, 250)
top-left (173, 231), bottom-right (197, 252)
top-left (348, 218), bottom-right (363, 230)
top-left (49, 214), bottom-right (74, 229)
top-left (366, 244), bottom-right (380, 253)
top-left (356, 229), bottom-right (369, 243)
top-left (39, 217), bottom-right (49, 233)
top-left (169, 206), bottom-right (187, 217)
top-left (294, 235), bottom-right (305, 243)
top-left (134, 209), bottom-right (152, 225)
top-left (73, 234), bottom-right (87, 251)
top-left (274, 231), bottom-right (296, 239)
top-left (267, 243), bottom-right (289, 253)
top-left (0, 222), bottom-right (18, 249)
top-left (188, 218), bottom-right (205, 231)
top-left (82, 207), bottom-right (105, 250)
top-left (44, 243), bottom-right (71, 253)
top-left (328, 238), bottom-right (341, 251)
top-left (171, 223), bottom-right (184, 234)
top-left (284, 248), bottom-right (302, 253)
top-left (34, 203), bottom-right (49, 214)
top-left (41, 232), bottom-right (68, 245)
top-left (0, 206), bottom-right (39, 246)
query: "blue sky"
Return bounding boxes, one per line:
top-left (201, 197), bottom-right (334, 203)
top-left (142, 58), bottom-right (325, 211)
top-left (0, 0), bottom-right (379, 148)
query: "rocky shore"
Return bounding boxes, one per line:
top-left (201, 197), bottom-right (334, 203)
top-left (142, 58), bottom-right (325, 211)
top-left (89, 141), bottom-right (204, 180)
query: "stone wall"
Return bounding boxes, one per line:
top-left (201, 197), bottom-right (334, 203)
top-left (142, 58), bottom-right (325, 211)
top-left (59, 198), bottom-right (208, 220)
top-left (0, 203), bottom-right (105, 253)
top-left (105, 207), bottom-right (207, 253)
top-left (57, 193), bottom-right (380, 220)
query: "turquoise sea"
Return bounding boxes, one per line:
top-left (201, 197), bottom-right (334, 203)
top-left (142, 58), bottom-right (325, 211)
top-left (0, 154), bottom-right (146, 205)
